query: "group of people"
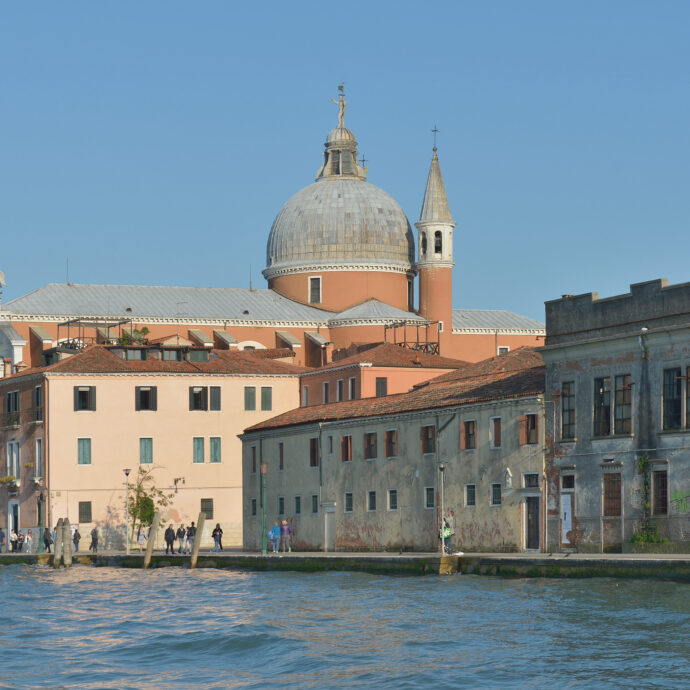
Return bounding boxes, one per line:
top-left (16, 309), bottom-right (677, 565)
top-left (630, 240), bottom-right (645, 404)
top-left (0, 528), bottom-right (34, 553)
top-left (163, 522), bottom-right (201, 554)
top-left (268, 519), bottom-right (292, 553)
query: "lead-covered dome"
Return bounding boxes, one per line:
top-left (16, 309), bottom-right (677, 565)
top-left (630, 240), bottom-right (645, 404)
top-left (263, 90), bottom-right (415, 280)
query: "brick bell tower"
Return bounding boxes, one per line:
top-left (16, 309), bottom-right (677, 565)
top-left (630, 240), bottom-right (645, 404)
top-left (415, 147), bottom-right (455, 353)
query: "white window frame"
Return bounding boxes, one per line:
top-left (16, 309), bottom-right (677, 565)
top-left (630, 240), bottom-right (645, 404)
top-left (322, 381), bottom-right (329, 404)
top-left (35, 437), bottom-right (43, 478)
top-left (388, 489), bottom-right (398, 511)
top-left (7, 441), bottom-right (19, 478)
top-left (491, 483), bottom-right (502, 506)
top-left (302, 386), bottom-right (309, 407)
top-left (344, 492), bottom-right (353, 513)
top-left (367, 490), bottom-right (377, 512)
top-left (424, 486), bottom-right (435, 509)
top-left (308, 275), bottom-right (322, 304)
top-left (497, 346), bottom-right (510, 355)
top-left (465, 483), bottom-right (476, 507)
top-left (348, 377), bottom-right (356, 400)
top-left (337, 379), bottom-right (344, 402)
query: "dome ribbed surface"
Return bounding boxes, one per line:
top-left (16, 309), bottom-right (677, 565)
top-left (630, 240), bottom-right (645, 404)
top-left (264, 178), bottom-right (415, 275)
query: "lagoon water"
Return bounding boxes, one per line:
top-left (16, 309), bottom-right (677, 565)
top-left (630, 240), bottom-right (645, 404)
top-left (1, 565), bottom-right (688, 688)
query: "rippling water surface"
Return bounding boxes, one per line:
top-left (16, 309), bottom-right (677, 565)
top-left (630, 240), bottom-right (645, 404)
top-left (1, 565), bottom-right (689, 688)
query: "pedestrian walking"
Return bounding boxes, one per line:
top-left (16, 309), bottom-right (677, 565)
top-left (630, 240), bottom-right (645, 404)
top-left (280, 519), bottom-right (292, 553)
top-left (73, 526), bottom-right (81, 553)
top-left (17, 530), bottom-right (25, 552)
top-left (270, 521), bottom-right (281, 553)
top-left (211, 524), bottom-right (223, 552)
top-left (43, 527), bottom-right (52, 553)
top-left (176, 524), bottom-right (186, 554)
top-left (137, 527), bottom-right (146, 552)
top-left (440, 519), bottom-right (452, 554)
top-left (164, 524), bottom-right (176, 554)
top-left (9, 529), bottom-right (17, 553)
top-left (25, 529), bottom-right (33, 554)
top-left (89, 527), bottom-right (98, 553)
top-left (186, 522), bottom-right (196, 554)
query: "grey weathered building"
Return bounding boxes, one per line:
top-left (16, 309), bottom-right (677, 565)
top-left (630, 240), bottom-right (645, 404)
top-left (543, 279), bottom-right (690, 552)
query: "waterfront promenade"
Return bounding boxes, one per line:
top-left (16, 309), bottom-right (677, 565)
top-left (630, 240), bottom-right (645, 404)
top-left (3, 549), bottom-right (690, 579)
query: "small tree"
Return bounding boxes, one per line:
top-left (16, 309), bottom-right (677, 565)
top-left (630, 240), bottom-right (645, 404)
top-left (128, 467), bottom-right (174, 540)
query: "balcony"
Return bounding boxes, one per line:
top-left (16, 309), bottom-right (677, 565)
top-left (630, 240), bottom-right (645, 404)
top-left (29, 407), bottom-right (43, 424)
top-left (1, 412), bottom-right (20, 429)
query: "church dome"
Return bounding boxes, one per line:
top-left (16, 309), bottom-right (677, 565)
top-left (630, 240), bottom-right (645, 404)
top-left (263, 89), bottom-right (415, 280)
top-left (264, 178), bottom-right (415, 278)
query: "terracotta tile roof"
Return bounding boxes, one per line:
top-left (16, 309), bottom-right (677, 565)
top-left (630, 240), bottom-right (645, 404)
top-left (246, 348), bottom-right (545, 432)
top-left (0, 345), bottom-right (307, 381)
top-left (308, 342), bottom-right (468, 372)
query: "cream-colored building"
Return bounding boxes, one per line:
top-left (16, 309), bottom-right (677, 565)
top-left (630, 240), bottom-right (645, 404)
top-left (241, 348), bottom-right (547, 553)
top-left (0, 344), bottom-right (303, 548)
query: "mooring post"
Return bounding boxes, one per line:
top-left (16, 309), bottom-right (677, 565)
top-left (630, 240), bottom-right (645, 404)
top-left (190, 512), bottom-right (206, 569)
top-left (53, 518), bottom-right (63, 568)
top-left (62, 519), bottom-right (72, 567)
top-left (143, 512), bottom-right (161, 569)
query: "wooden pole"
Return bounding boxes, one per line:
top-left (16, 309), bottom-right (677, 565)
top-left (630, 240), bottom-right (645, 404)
top-left (190, 512), bottom-right (206, 569)
top-left (53, 518), bottom-right (63, 568)
top-left (62, 519), bottom-right (72, 567)
top-left (143, 512), bottom-right (160, 569)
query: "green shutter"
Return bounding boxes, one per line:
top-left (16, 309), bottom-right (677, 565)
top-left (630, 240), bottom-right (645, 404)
top-left (193, 437), bottom-right (205, 463)
top-left (210, 437), bottom-right (221, 463)
top-left (261, 387), bottom-right (272, 411)
top-left (244, 386), bottom-right (256, 410)
top-left (78, 438), bottom-right (91, 465)
top-left (140, 438), bottom-right (153, 464)
top-left (210, 386), bottom-right (221, 410)
top-left (135, 387), bottom-right (141, 411)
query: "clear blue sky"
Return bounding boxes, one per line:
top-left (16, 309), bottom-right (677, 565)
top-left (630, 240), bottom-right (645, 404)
top-left (2, 2), bottom-right (689, 322)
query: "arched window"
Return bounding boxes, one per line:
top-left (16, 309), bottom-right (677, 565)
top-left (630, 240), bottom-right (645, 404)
top-left (421, 233), bottom-right (427, 256)
top-left (434, 231), bottom-right (442, 254)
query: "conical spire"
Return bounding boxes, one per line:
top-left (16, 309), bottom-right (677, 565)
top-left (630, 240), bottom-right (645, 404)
top-left (419, 148), bottom-right (452, 222)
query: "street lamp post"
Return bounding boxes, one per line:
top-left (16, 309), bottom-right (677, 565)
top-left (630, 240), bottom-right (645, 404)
top-left (124, 468), bottom-right (131, 555)
top-left (439, 463), bottom-right (446, 554)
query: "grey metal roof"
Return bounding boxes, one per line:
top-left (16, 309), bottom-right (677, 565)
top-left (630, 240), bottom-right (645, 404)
top-left (0, 322), bottom-right (26, 345)
top-left (452, 309), bottom-right (545, 332)
top-left (1, 283), bottom-right (333, 323)
top-left (329, 299), bottom-right (426, 324)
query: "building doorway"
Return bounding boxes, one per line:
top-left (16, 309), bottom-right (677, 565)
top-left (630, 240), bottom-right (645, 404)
top-left (8, 500), bottom-right (19, 534)
top-left (526, 496), bottom-right (540, 550)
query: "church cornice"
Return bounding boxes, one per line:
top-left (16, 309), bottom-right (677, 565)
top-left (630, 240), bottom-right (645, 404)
top-left (263, 262), bottom-right (416, 280)
top-left (452, 326), bottom-right (546, 335)
top-left (415, 259), bottom-right (455, 270)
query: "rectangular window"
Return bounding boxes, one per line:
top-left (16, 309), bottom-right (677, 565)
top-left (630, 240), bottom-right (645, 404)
top-left (384, 430), bottom-right (398, 458)
top-left (302, 386), bottom-right (309, 407)
top-left (368, 490), bottom-right (376, 512)
top-left (78, 438), bottom-right (91, 465)
top-left (5, 390), bottom-right (19, 414)
top-left (139, 437), bottom-right (153, 465)
top-left (462, 420), bottom-right (476, 450)
top-left (562, 474), bottom-right (575, 490)
top-left (311, 494), bottom-right (319, 514)
top-left (614, 374), bottom-right (632, 434)
top-left (251, 498), bottom-right (257, 517)
top-left (490, 418), bottom-right (502, 448)
top-left (244, 386), bottom-right (256, 411)
top-left (35, 438), bottom-right (43, 477)
top-left (364, 432), bottom-right (377, 460)
top-left (465, 484), bottom-right (476, 507)
top-left (7, 441), bottom-right (19, 478)
top-left (200, 498), bottom-right (214, 520)
top-left (135, 386), bottom-right (157, 411)
top-left (126, 349), bottom-right (144, 361)
top-left (189, 386), bottom-right (208, 411)
top-left (309, 276), bottom-right (321, 304)
top-left (309, 437), bottom-right (319, 467)
top-left (193, 437), bottom-right (205, 464)
top-left (603, 473), bottom-right (621, 516)
top-left (189, 350), bottom-right (209, 362)
top-left (78, 501), bottom-right (92, 523)
top-left (375, 377), bottom-right (388, 397)
top-left (653, 471), bottom-right (668, 516)
top-left (251, 446), bottom-right (257, 473)
top-left (260, 387), bottom-right (272, 411)
top-left (162, 349), bottom-right (182, 361)
top-left (278, 442), bottom-right (284, 471)
top-left (425, 486), bottom-right (435, 509)
top-left (210, 437), bottom-right (221, 463)
top-left (278, 496), bottom-right (285, 516)
top-left (340, 435), bottom-right (352, 462)
top-left (323, 382), bottom-right (329, 404)
top-left (327, 435), bottom-right (333, 455)
top-left (520, 414), bottom-right (538, 445)
top-left (33, 386), bottom-right (43, 421)
top-left (497, 346), bottom-right (510, 355)
top-left (491, 483), bottom-right (502, 506)
top-left (388, 489), bottom-right (398, 511)
top-left (349, 377), bottom-right (356, 400)
top-left (74, 386), bottom-right (96, 411)
top-left (337, 380), bottom-right (344, 402)
top-left (594, 377), bottom-right (612, 436)
top-left (294, 496), bottom-right (301, 515)
top-left (345, 492), bottom-right (353, 513)
top-left (210, 386), bottom-right (221, 411)
top-left (420, 425), bottom-right (436, 454)
top-left (524, 473), bottom-right (540, 488)
top-left (561, 381), bottom-right (575, 440)
top-left (663, 368), bottom-right (682, 430)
